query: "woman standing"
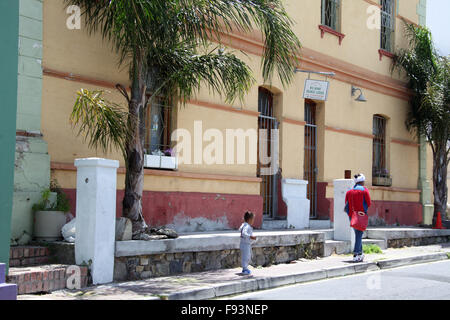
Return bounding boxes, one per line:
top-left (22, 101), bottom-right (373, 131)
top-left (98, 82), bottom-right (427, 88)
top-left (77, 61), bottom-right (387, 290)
top-left (345, 173), bottom-right (371, 262)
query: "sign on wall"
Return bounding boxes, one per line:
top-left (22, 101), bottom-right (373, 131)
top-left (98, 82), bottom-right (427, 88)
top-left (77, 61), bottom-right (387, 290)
top-left (303, 79), bottom-right (329, 101)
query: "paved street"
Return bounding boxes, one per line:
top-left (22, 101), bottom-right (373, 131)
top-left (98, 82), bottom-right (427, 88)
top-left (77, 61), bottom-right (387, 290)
top-left (230, 260), bottom-right (450, 300)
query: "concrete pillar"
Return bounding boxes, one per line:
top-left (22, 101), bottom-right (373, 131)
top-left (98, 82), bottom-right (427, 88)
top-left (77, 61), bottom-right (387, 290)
top-left (333, 179), bottom-right (355, 250)
top-left (75, 158), bottom-right (119, 285)
top-left (282, 179), bottom-right (310, 229)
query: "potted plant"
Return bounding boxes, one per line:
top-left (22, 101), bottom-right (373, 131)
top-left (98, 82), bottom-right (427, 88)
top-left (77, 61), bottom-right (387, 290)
top-left (32, 182), bottom-right (71, 242)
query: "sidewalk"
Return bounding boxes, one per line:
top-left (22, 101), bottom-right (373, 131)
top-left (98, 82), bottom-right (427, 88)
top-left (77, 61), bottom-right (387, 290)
top-left (18, 243), bottom-right (450, 300)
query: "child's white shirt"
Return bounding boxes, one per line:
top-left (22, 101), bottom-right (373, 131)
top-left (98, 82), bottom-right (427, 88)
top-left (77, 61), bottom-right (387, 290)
top-left (239, 222), bottom-right (253, 245)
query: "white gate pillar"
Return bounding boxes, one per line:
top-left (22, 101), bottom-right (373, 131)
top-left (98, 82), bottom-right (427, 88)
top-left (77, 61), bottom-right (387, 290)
top-left (282, 179), bottom-right (310, 229)
top-left (75, 158), bottom-right (119, 285)
top-left (333, 179), bottom-right (355, 251)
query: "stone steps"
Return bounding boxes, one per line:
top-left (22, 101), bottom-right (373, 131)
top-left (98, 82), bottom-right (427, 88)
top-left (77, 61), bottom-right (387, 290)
top-left (7, 244), bottom-right (89, 295)
top-left (261, 219), bottom-right (287, 230)
top-left (7, 264), bottom-right (89, 295)
top-left (9, 246), bottom-right (50, 267)
top-left (366, 228), bottom-right (450, 248)
top-left (320, 229), bottom-right (334, 240)
top-left (309, 220), bottom-right (332, 229)
top-left (324, 240), bottom-right (351, 257)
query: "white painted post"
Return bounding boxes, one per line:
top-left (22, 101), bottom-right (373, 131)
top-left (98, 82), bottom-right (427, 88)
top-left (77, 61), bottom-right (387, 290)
top-left (74, 158), bottom-right (119, 285)
top-left (333, 179), bottom-right (355, 251)
top-left (282, 179), bottom-right (310, 229)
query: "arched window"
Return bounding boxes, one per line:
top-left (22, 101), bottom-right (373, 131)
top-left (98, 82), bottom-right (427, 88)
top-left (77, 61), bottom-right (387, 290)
top-left (372, 115), bottom-right (387, 179)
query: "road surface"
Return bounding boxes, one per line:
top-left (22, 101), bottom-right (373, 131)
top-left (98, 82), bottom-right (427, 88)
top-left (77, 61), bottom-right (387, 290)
top-left (229, 260), bottom-right (450, 300)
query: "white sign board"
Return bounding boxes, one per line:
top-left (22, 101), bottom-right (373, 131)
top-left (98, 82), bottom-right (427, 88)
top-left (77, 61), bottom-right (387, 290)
top-left (303, 79), bottom-right (329, 101)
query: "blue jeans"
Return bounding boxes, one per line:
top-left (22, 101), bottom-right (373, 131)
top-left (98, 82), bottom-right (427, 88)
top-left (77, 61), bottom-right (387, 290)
top-left (354, 229), bottom-right (364, 255)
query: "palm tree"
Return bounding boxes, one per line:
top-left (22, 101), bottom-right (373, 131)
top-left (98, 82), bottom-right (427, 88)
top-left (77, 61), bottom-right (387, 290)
top-left (68, 0), bottom-right (302, 239)
top-left (392, 22), bottom-right (450, 223)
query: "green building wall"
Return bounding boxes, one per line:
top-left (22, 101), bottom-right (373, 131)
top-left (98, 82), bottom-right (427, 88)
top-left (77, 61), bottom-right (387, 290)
top-left (11, 0), bottom-right (51, 245)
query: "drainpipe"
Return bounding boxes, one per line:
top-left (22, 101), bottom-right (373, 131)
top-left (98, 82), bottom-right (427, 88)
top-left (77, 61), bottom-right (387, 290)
top-left (416, 0), bottom-right (434, 225)
top-left (419, 135), bottom-right (434, 226)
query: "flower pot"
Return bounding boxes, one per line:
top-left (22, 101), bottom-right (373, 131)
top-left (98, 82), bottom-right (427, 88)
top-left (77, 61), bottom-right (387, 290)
top-left (160, 156), bottom-right (178, 169)
top-left (34, 211), bottom-right (67, 242)
top-left (144, 154), bottom-right (161, 168)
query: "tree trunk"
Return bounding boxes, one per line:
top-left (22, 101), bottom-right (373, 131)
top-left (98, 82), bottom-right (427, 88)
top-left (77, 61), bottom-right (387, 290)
top-left (123, 52), bottom-right (148, 237)
top-left (432, 142), bottom-right (448, 223)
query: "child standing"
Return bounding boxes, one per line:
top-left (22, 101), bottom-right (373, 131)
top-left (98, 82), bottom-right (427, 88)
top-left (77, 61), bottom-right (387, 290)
top-left (239, 211), bottom-right (257, 275)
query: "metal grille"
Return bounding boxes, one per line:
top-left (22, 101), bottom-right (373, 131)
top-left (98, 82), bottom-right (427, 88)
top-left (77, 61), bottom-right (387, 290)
top-left (373, 115), bottom-right (387, 177)
top-left (381, 0), bottom-right (395, 52)
top-left (144, 96), bottom-right (172, 155)
top-left (304, 102), bottom-right (318, 218)
top-left (258, 88), bottom-right (279, 219)
top-left (321, 0), bottom-right (341, 31)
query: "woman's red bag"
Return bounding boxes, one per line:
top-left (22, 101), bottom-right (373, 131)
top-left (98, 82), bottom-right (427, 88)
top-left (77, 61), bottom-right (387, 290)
top-left (350, 211), bottom-right (369, 231)
top-left (350, 192), bottom-right (369, 231)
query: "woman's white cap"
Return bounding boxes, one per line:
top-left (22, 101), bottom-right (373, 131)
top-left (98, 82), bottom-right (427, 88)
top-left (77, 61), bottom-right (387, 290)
top-left (354, 174), bottom-right (366, 183)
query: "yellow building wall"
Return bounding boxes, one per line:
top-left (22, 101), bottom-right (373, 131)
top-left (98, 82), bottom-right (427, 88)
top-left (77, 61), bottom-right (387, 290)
top-left (41, 0), bottom-right (423, 203)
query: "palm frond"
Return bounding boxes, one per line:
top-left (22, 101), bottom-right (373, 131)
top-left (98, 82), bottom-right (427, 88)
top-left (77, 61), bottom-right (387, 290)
top-left (70, 89), bottom-right (132, 156)
top-left (148, 45), bottom-right (255, 104)
top-left (172, 0), bottom-right (302, 87)
top-left (392, 22), bottom-right (450, 143)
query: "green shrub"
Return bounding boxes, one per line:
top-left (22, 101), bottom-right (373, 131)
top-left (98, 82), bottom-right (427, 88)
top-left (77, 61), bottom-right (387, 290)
top-left (363, 244), bottom-right (383, 254)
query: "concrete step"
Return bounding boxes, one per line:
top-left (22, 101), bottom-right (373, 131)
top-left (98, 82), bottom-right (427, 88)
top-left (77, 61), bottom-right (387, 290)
top-left (365, 228), bottom-right (450, 248)
top-left (9, 246), bottom-right (50, 267)
top-left (7, 264), bottom-right (89, 295)
top-left (310, 220), bottom-right (331, 229)
top-left (324, 240), bottom-right (351, 257)
top-left (362, 239), bottom-right (387, 250)
top-left (261, 219), bottom-right (287, 230)
top-left (319, 229), bottom-right (334, 240)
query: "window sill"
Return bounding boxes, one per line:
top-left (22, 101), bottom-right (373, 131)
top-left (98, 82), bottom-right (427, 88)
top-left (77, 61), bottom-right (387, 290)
top-left (318, 25), bottom-right (345, 45)
top-left (144, 154), bottom-right (178, 170)
top-left (378, 49), bottom-right (394, 61)
top-left (372, 176), bottom-right (393, 187)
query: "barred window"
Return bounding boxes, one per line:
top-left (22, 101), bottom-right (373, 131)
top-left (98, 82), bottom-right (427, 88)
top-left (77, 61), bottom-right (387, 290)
top-left (143, 96), bottom-right (172, 155)
top-left (372, 115), bottom-right (387, 178)
top-left (321, 0), bottom-right (341, 31)
top-left (380, 0), bottom-right (395, 52)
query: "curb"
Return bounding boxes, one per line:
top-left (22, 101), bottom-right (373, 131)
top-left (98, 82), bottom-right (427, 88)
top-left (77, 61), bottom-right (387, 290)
top-left (161, 252), bottom-right (450, 300)
top-left (376, 252), bottom-right (449, 269)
